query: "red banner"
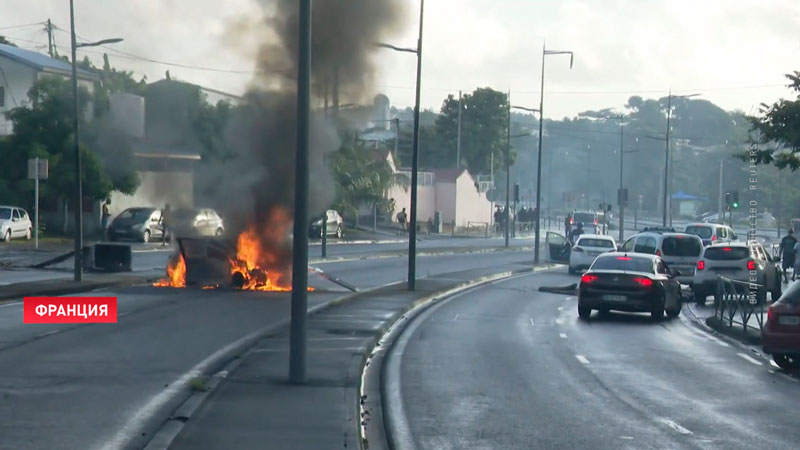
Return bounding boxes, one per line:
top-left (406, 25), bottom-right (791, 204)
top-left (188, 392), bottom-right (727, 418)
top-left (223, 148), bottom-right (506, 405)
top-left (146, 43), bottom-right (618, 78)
top-left (23, 297), bottom-right (118, 324)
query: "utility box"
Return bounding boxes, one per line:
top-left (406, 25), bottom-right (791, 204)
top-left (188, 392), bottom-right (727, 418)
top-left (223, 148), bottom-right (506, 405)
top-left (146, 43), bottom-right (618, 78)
top-left (90, 243), bottom-right (132, 272)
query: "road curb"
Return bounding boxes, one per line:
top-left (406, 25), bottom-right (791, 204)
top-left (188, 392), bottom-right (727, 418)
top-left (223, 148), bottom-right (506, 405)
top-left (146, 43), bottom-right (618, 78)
top-left (682, 303), bottom-right (769, 361)
top-left (309, 245), bottom-right (534, 265)
top-left (359, 264), bottom-right (560, 450)
top-left (0, 275), bottom-right (158, 303)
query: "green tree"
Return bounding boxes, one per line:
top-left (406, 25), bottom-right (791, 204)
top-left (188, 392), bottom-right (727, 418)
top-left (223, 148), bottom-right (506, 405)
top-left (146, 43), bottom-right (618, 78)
top-left (749, 71), bottom-right (800, 170)
top-left (329, 135), bottom-right (404, 223)
top-left (435, 88), bottom-right (510, 175)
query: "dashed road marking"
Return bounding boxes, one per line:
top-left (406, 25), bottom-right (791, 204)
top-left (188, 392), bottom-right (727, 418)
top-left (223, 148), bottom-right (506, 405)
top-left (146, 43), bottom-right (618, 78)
top-left (619, 436), bottom-right (634, 440)
top-left (36, 329), bottom-right (60, 338)
top-left (557, 306), bottom-right (564, 311)
top-left (559, 333), bottom-right (568, 339)
top-left (575, 355), bottom-right (590, 364)
top-left (737, 352), bottom-right (763, 366)
top-left (657, 418), bottom-right (693, 435)
top-left (453, 313), bottom-right (460, 321)
top-left (529, 318), bottom-right (535, 326)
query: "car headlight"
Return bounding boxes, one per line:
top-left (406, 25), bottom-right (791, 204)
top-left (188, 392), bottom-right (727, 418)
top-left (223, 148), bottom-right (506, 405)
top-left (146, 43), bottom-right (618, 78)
top-left (312, 219), bottom-right (322, 226)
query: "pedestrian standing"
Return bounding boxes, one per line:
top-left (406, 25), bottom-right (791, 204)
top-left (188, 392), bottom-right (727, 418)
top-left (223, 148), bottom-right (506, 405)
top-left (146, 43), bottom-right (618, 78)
top-left (780, 229), bottom-right (797, 283)
top-left (160, 203), bottom-right (172, 246)
top-left (794, 240), bottom-right (800, 282)
top-left (564, 213), bottom-right (572, 237)
top-left (396, 207), bottom-right (408, 233)
top-left (101, 198), bottom-right (111, 240)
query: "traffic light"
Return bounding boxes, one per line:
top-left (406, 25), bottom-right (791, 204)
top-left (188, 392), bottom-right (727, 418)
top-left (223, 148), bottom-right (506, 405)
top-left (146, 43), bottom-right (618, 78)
top-left (514, 183), bottom-right (520, 202)
top-left (731, 190), bottom-right (739, 209)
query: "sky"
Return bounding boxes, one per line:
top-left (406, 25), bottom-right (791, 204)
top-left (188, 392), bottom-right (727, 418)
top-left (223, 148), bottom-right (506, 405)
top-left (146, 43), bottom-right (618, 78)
top-left (2, 0), bottom-right (799, 119)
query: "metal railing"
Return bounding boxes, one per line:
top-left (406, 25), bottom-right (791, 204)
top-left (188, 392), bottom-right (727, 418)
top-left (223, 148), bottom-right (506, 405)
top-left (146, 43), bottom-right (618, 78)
top-left (713, 275), bottom-right (769, 332)
top-left (465, 221), bottom-right (489, 237)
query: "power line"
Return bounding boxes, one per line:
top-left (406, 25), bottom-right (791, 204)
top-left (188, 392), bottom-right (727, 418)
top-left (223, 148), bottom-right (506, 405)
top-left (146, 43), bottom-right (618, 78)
top-left (0, 22), bottom-right (44, 31)
top-left (378, 83), bottom-right (786, 96)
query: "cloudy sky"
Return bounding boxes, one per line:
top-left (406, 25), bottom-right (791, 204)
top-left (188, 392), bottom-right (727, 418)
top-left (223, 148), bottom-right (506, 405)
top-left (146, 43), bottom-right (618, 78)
top-left (2, 0), bottom-right (799, 118)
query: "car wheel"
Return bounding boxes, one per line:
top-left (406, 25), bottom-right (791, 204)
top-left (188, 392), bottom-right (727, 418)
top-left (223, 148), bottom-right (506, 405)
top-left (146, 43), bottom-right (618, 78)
top-left (693, 288), bottom-right (707, 306)
top-left (25, 228), bottom-right (31, 240)
top-left (666, 305), bottom-right (681, 318)
top-left (215, 228), bottom-right (223, 236)
top-left (578, 305), bottom-right (592, 319)
top-left (336, 225), bottom-right (343, 239)
top-left (772, 280), bottom-right (783, 302)
top-left (142, 230), bottom-right (151, 243)
top-left (773, 354), bottom-right (800, 370)
top-left (651, 293), bottom-right (665, 321)
top-left (2, 230), bottom-right (10, 243)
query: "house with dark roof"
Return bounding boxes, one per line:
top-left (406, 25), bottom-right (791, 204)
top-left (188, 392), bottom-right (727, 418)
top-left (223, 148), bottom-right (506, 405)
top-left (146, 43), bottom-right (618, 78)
top-left (0, 43), bottom-right (99, 135)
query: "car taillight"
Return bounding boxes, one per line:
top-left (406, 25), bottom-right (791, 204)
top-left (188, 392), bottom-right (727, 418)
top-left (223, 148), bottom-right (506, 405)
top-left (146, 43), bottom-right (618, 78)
top-left (697, 260), bottom-right (705, 270)
top-left (594, 218), bottom-right (598, 225)
top-left (711, 235), bottom-right (717, 241)
top-left (573, 246), bottom-right (584, 252)
top-left (580, 274), bottom-right (598, 284)
top-left (656, 250), bottom-right (661, 256)
top-left (768, 305), bottom-right (775, 322)
top-left (747, 260), bottom-right (756, 271)
top-left (617, 256), bottom-right (631, 260)
top-left (633, 277), bottom-right (654, 287)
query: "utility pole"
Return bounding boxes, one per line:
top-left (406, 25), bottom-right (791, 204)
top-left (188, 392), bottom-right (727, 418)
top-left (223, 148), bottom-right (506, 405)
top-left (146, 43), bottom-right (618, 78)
top-left (618, 115), bottom-right (625, 242)
top-left (407, 0), bottom-right (425, 290)
top-left (289, 0), bottom-right (312, 384)
top-left (505, 90), bottom-right (511, 248)
top-left (69, 1), bottom-right (83, 282)
top-left (393, 117), bottom-right (399, 156)
top-left (456, 90), bottom-right (462, 169)
top-left (663, 90), bottom-right (672, 227)
top-left (46, 19), bottom-right (55, 58)
top-left (717, 160), bottom-right (724, 224)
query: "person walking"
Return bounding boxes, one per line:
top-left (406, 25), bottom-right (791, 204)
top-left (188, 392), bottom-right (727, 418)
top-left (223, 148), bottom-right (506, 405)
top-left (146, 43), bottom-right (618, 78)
top-left (101, 198), bottom-right (112, 240)
top-left (564, 213), bottom-right (572, 237)
top-left (160, 203), bottom-right (172, 246)
top-left (396, 207), bottom-right (408, 233)
top-left (569, 222), bottom-right (584, 245)
top-left (780, 229), bottom-right (797, 283)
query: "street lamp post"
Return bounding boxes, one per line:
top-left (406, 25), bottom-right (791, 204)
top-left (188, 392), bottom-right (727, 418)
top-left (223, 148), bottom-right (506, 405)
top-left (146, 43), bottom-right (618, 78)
top-left (509, 105), bottom-right (539, 247)
top-left (69, 0), bottom-right (123, 282)
top-left (661, 90), bottom-right (700, 227)
top-left (376, 1), bottom-right (425, 290)
top-left (534, 43), bottom-right (573, 264)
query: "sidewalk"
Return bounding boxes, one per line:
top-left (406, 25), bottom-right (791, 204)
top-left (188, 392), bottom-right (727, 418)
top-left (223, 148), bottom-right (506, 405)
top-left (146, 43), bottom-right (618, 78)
top-left (157, 262), bottom-right (550, 450)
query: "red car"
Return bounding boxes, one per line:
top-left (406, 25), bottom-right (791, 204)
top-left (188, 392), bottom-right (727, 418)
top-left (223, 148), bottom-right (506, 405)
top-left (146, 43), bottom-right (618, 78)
top-left (763, 281), bottom-right (800, 369)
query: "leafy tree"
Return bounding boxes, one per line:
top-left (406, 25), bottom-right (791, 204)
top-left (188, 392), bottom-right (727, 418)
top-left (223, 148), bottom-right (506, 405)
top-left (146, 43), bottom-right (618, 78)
top-left (329, 135), bottom-right (404, 222)
top-left (748, 71), bottom-right (800, 170)
top-left (435, 88), bottom-right (510, 175)
top-left (0, 36), bottom-right (17, 47)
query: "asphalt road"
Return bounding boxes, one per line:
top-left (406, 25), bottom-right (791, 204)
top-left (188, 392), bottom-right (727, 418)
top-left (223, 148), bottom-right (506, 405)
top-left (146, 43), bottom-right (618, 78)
top-left (391, 268), bottom-right (800, 450)
top-left (0, 247), bottom-right (532, 450)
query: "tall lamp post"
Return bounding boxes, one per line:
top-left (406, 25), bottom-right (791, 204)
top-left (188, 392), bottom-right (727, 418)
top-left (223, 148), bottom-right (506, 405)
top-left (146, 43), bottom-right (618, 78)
top-left (508, 105), bottom-right (539, 247)
top-left (534, 43), bottom-right (573, 264)
top-left (661, 90), bottom-right (700, 227)
top-left (375, 0), bottom-right (425, 290)
top-left (69, 0), bottom-right (123, 282)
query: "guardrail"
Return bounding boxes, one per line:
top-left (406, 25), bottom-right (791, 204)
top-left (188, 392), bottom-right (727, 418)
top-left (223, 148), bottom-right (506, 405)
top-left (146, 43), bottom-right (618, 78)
top-left (713, 275), bottom-right (768, 332)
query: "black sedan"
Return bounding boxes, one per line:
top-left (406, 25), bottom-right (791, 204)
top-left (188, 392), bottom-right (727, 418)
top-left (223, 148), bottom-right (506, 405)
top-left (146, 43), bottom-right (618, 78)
top-left (577, 252), bottom-right (683, 320)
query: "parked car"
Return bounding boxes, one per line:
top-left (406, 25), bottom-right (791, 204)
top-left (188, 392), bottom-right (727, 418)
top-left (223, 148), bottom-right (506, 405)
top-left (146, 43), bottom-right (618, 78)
top-left (763, 280), bottom-right (800, 370)
top-left (692, 242), bottom-right (782, 305)
top-left (618, 231), bottom-right (703, 285)
top-left (0, 205), bottom-right (32, 242)
top-left (568, 234), bottom-right (616, 275)
top-left (571, 210), bottom-right (600, 233)
top-left (170, 208), bottom-right (225, 238)
top-left (684, 223), bottom-right (738, 247)
top-left (577, 253), bottom-right (683, 320)
top-left (108, 207), bottom-right (164, 243)
top-left (309, 210), bottom-right (344, 239)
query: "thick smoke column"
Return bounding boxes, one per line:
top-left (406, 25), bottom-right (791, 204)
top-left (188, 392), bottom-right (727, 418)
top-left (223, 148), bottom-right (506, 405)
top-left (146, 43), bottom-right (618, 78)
top-left (197, 0), bottom-right (408, 278)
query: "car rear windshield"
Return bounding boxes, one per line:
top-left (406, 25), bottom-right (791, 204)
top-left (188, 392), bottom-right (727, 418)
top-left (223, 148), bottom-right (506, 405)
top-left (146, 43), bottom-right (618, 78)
top-left (703, 247), bottom-right (749, 260)
top-left (577, 238), bottom-right (614, 248)
top-left (591, 255), bottom-right (653, 273)
top-left (685, 226), bottom-right (712, 239)
top-left (0, 208), bottom-right (10, 220)
top-left (573, 213), bottom-right (595, 224)
top-left (661, 236), bottom-right (702, 257)
top-left (118, 208), bottom-right (152, 220)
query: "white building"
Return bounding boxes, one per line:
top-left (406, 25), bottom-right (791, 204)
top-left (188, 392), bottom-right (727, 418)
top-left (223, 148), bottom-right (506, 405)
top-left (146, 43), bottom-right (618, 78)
top-left (0, 43), bottom-right (98, 135)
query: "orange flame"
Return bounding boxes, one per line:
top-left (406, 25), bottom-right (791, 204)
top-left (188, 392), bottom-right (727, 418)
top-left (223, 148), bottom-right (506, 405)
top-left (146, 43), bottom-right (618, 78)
top-left (153, 253), bottom-right (187, 287)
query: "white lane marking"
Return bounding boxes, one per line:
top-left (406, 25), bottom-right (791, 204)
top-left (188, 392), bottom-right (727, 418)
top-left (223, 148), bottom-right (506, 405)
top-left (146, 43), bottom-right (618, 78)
top-left (529, 318), bottom-right (535, 326)
top-left (657, 418), bottom-right (693, 435)
top-left (453, 313), bottom-right (460, 321)
top-left (575, 355), bottom-right (590, 364)
top-left (253, 347), bottom-right (365, 353)
top-left (737, 352), bottom-right (763, 366)
top-left (36, 329), bottom-right (60, 338)
top-left (559, 333), bottom-right (568, 339)
top-left (619, 436), bottom-right (634, 440)
top-left (557, 306), bottom-right (564, 311)
top-left (0, 301), bottom-right (22, 309)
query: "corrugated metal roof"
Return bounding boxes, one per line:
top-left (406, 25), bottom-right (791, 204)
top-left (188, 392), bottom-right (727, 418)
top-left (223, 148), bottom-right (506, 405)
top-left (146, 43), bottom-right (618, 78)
top-left (0, 44), bottom-right (98, 80)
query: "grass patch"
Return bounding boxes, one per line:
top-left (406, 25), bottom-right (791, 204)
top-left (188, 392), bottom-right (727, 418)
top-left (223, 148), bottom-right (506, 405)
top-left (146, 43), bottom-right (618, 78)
top-left (188, 376), bottom-right (210, 392)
